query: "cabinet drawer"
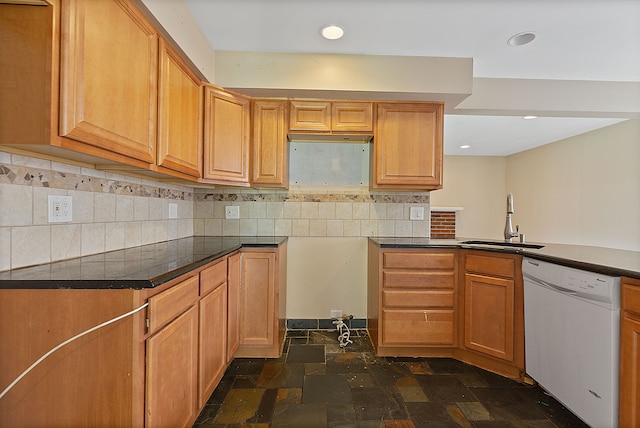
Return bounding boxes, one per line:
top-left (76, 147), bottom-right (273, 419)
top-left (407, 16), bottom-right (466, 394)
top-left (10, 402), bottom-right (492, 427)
top-left (381, 309), bottom-right (454, 346)
top-left (289, 101), bottom-right (330, 132)
top-left (383, 290), bottom-right (454, 308)
top-left (623, 282), bottom-right (640, 314)
top-left (465, 254), bottom-right (515, 278)
top-left (332, 102), bottom-right (373, 132)
top-left (148, 275), bottom-right (199, 333)
top-left (383, 252), bottom-right (455, 270)
top-left (200, 257), bottom-right (227, 296)
top-left (383, 271), bottom-right (454, 289)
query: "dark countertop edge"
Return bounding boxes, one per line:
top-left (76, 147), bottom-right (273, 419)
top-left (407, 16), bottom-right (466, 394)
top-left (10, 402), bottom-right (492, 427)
top-left (0, 237), bottom-right (287, 290)
top-left (370, 238), bottom-right (640, 280)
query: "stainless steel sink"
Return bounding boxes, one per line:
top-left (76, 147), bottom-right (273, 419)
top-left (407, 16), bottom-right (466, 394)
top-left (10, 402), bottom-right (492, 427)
top-left (461, 240), bottom-right (545, 249)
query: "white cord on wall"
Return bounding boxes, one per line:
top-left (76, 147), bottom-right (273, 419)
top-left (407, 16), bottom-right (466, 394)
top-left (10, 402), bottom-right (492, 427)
top-left (0, 302), bottom-right (149, 400)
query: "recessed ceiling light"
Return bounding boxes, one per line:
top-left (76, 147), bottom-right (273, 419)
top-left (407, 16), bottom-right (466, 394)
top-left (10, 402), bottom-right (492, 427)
top-left (507, 32), bottom-right (536, 46)
top-left (460, 145), bottom-right (471, 149)
top-left (321, 25), bottom-right (345, 40)
top-left (523, 115), bottom-right (538, 120)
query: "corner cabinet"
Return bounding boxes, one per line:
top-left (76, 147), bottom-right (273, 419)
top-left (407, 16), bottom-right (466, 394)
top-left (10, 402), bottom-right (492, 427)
top-left (202, 85), bottom-right (250, 185)
top-left (456, 250), bottom-right (525, 379)
top-left (251, 99), bottom-right (289, 188)
top-left (372, 102), bottom-right (444, 190)
top-left (367, 242), bottom-right (457, 357)
top-left (620, 276), bottom-right (640, 427)
top-left (156, 38), bottom-right (203, 179)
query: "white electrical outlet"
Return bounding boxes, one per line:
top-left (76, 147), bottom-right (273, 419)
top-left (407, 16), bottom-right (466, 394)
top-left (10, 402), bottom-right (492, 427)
top-left (48, 195), bottom-right (72, 223)
top-left (225, 205), bottom-right (240, 219)
top-left (330, 309), bottom-right (343, 319)
top-left (410, 206), bottom-right (425, 220)
top-left (168, 203), bottom-right (178, 219)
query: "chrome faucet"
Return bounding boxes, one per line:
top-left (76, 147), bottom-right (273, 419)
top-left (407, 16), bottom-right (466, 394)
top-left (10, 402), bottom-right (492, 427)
top-left (504, 193), bottom-right (519, 242)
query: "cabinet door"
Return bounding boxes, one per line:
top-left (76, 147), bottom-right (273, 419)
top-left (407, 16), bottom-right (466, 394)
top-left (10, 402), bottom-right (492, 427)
top-left (157, 38), bottom-right (202, 178)
top-left (464, 273), bottom-right (515, 362)
top-left (239, 251), bottom-right (276, 347)
top-left (251, 99), bottom-right (288, 188)
top-left (332, 102), bottom-right (373, 132)
top-left (203, 86), bottom-right (250, 184)
top-left (620, 280), bottom-right (640, 427)
top-left (199, 283), bottom-right (227, 408)
top-left (289, 100), bottom-right (331, 132)
top-left (59, 0), bottom-right (157, 164)
top-left (146, 305), bottom-right (198, 428)
top-left (227, 252), bottom-right (241, 361)
top-left (373, 103), bottom-right (443, 190)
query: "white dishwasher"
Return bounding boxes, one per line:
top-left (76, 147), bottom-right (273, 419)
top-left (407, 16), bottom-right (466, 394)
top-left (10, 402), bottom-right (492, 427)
top-left (522, 258), bottom-right (620, 428)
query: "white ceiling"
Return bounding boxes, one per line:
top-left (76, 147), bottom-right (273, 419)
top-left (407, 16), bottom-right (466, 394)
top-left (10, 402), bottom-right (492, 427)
top-left (183, 0), bottom-right (640, 155)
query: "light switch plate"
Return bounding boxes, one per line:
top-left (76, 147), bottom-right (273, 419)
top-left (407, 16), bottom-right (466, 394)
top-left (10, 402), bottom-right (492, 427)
top-left (410, 206), bottom-right (424, 220)
top-left (48, 195), bottom-right (72, 223)
top-left (225, 205), bottom-right (240, 219)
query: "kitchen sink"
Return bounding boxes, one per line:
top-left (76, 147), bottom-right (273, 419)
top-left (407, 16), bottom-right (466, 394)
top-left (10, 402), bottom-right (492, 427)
top-left (461, 240), bottom-right (545, 249)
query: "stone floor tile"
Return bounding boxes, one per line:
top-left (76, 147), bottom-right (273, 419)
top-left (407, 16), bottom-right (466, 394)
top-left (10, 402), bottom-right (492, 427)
top-left (415, 374), bottom-right (476, 403)
top-left (351, 387), bottom-right (408, 421)
top-left (253, 388), bottom-right (278, 423)
top-left (287, 344), bottom-right (326, 363)
top-left (405, 402), bottom-right (457, 428)
top-left (445, 404), bottom-right (474, 428)
top-left (256, 362), bottom-right (304, 389)
top-left (306, 362), bottom-right (327, 375)
top-left (346, 372), bottom-right (375, 389)
top-left (405, 361), bottom-right (433, 375)
top-left (397, 386), bottom-right (429, 403)
top-left (384, 421), bottom-right (416, 428)
top-left (326, 402), bottom-right (357, 424)
top-left (276, 388), bottom-right (302, 404)
top-left (271, 403), bottom-right (328, 428)
top-left (456, 401), bottom-right (492, 421)
top-left (303, 374), bottom-right (352, 404)
top-left (215, 388), bottom-right (264, 424)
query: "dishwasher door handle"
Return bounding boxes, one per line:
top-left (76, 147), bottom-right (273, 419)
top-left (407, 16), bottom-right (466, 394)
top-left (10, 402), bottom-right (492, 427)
top-left (524, 277), bottom-right (578, 295)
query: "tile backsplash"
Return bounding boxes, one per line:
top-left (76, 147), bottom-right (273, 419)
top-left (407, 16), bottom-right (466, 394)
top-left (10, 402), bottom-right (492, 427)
top-left (1, 151), bottom-right (431, 271)
top-left (0, 151), bottom-right (193, 271)
top-left (193, 187), bottom-right (430, 238)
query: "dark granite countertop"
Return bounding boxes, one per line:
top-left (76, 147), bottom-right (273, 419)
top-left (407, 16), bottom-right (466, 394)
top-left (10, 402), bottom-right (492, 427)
top-left (370, 237), bottom-right (640, 279)
top-left (0, 236), bottom-right (288, 290)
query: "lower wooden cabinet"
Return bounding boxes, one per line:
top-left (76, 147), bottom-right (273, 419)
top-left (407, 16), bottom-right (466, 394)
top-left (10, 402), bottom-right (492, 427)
top-left (368, 243), bottom-right (457, 356)
top-left (198, 260), bottom-right (229, 408)
top-left (146, 305), bottom-right (199, 428)
top-left (456, 251), bottom-right (524, 379)
top-left (620, 276), bottom-right (640, 427)
top-left (227, 252), bottom-right (241, 362)
top-left (236, 243), bottom-right (287, 358)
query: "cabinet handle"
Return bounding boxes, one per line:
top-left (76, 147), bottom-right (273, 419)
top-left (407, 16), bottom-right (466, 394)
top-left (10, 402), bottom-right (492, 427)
top-left (423, 311), bottom-right (428, 323)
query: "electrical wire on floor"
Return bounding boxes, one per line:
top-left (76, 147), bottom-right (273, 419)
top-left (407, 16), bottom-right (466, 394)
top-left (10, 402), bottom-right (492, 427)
top-left (0, 302), bottom-right (149, 400)
top-left (333, 315), bottom-right (353, 348)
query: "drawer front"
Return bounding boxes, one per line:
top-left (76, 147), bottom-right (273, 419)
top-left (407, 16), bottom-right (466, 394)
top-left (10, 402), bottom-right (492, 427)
top-left (200, 257), bottom-right (227, 296)
top-left (465, 254), bottom-right (515, 278)
top-left (623, 281), bottom-right (640, 314)
top-left (148, 275), bottom-right (199, 333)
top-left (383, 271), bottom-right (454, 289)
top-left (383, 290), bottom-right (454, 308)
top-left (383, 251), bottom-right (455, 270)
top-left (381, 309), bottom-right (454, 346)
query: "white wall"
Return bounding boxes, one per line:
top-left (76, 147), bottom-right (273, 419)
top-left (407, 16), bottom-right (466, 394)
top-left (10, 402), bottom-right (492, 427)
top-left (430, 156), bottom-right (507, 239)
top-left (286, 237), bottom-right (368, 319)
top-left (506, 119), bottom-right (640, 251)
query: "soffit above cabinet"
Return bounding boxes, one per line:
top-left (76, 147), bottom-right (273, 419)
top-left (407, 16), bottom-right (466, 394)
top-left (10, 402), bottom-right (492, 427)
top-left (214, 51), bottom-right (471, 112)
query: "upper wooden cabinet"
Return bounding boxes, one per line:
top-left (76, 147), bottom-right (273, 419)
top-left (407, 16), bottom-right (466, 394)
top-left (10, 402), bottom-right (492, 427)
top-left (372, 102), bottom-right (444, 190)
top-left (288, 100), bottom-right (374, 141)
top-left (251, 99), bottom-right (289, 188)
top-left (59, 0), bottom-right (158, 164)
top-left (202, 85), bottom-right (250, 185)
top-left (0, 0), bottom-right (160, 169)
top-left (157, 38), bottom-right (203, 178)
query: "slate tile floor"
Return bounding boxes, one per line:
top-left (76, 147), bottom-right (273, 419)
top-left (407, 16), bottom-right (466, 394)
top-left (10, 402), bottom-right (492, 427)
top-left (194, 330), bottom-right (589, 428)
